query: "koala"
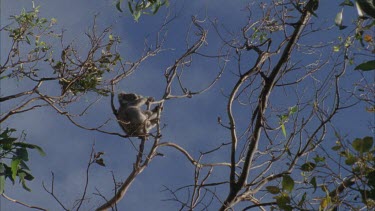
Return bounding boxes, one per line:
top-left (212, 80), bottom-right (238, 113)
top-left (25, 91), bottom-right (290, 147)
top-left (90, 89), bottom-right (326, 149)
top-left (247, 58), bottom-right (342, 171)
top-left (117, 92), bottom-right (161, 138)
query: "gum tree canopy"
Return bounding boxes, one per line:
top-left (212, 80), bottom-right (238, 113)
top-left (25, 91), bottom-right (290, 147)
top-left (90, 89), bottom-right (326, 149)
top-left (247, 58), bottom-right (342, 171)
top-left (0, 0), bottom-right (374, 210)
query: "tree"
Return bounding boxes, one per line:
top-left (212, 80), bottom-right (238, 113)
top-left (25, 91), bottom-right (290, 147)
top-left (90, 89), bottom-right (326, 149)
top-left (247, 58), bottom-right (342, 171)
top-left (0, 0), bottom-right (374, 210)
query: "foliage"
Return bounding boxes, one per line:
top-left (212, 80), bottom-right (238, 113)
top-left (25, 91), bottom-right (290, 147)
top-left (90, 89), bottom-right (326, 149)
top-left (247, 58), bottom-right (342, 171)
top-left (0, 2), bottom-right (119, 203)
top-left (331, 136), bottom-right (375, 208)
top-left (278, 106), bottom-right (298, 138)
top-left (115, 0), bottom-right (169, 21)
top-left (1, 0), bottom-right (374, 210)
top-left (0, 128), bottom-right (45, 193)
top-left (355, 60), bottom-right (375, 71)
top-left (265, 136), bottom-right (375, 210)
top-left (335, 0), bottom-right (375, 71)
top-left (1, 4), bottom-right (120, 96)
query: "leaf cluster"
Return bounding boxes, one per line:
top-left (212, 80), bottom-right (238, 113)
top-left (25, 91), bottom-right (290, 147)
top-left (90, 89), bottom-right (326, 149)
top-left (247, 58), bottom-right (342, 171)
top-left (4, 4), bottom-right (57, 62)
top-left (332, 136), bottom-right (375, 207)
top-left (0, 128), bottom-right (45, 193)
top-left (116, 0), bottom-right (169, 21)
top-left (334, 1), bottom-right (375, 72)
top-left (54, 34), bottom-right (121, 96)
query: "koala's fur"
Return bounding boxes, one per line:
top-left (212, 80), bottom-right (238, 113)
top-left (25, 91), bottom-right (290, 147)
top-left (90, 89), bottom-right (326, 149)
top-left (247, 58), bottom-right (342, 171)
top-left (117, 92), bottom-right (161, 138)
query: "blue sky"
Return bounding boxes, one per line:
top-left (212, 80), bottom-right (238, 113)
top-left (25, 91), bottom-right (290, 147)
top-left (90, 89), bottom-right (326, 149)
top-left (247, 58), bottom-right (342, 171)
top-left (1, 0), bottom-right (373, 210)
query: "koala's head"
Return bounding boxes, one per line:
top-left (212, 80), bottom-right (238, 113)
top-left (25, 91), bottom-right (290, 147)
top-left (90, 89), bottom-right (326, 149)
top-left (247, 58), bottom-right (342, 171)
top-left (118, 92), bottom-right (138, 105)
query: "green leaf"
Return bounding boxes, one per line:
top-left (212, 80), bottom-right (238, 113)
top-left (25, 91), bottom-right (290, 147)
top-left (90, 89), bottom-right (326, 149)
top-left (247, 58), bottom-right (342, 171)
top-left (282, 175), bottom-right (294, 192)
top-left (345, 154), bottom-right (357, 165)
top-left (339, 0), bottom-right (354, 6)
top-left (0, 136), bottom-right (17, 143)
top-left (133, 11), bottom-right (141, 22)
top-left (281, 123), bottom-right (287, 138)
top-left (335, 9), bottom-right (343, 26)
top-left (0, 164), bottom-right (4, 194)
top-left (0, 128), bottom-right (18, 144)
top-left (25, 36), bottom-right (31, 45)
top-left (366, 171), bottom-right (375, 188)
top-left (16, 148), bottom-right (29, 161)
top-left (0, 164), bottom-right (4, 174)
top-left (51, 17), bottom-right (57, 24)
top-left (320, 196), bottom-right (331, 210)
top-left (313, 155), bottom-right (325, 163)
top-left (354, 60), bottom-right (375, 71)
top-left (128, 1), bottom-right (134, 14)
top-left (352, 137), bottom-right (373, 153)
top-left (0, 75), bottom-right (8, 80)
top-left (2, 164), bottom-right (14, 183)
top-left (289, 105), bottom-right (298, 115)
top-left (362, 136), bottom-right (374, 149)
top-left (0, 175), bottom-right (4, 194)
top-left (310, 177), bottom-right (317, 193)
top-left (153, 3), bottom-right (161, 14)
top-left (360, 189), bottom-right (375, 203)
top-left (11, 159), bottom-right (20, 181)
top-left (13, 142), bottom-right (46, 156)
top-left (18, 169), bottom-right (34, 181)
top-left (301, 162), bottom-right (316, 172)
top-left (298, 192), bottom-right (307, 207)
top-left (19, 160), bottom-right (30, 171)
top-left (280, 114), bottom-right (288, 122)
top-left (332, 145), bottom-right (341, 151)
top-left (18, 172), bottom-right (31, 192)
top-left (266, 186), bottom-right (281, 194)
top-left (116, 0), bottom-right (123, 12)
top-left (275, 194), bottom-right (292, 210)
top-left (339, 150), bottom-right (348, 157)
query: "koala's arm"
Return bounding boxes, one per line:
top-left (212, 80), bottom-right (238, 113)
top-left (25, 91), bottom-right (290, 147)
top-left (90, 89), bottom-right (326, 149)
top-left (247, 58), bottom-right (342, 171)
top-left (132, 95), bottom-right (152, 107)
top-left (144, 105), bottom-right (162, 121)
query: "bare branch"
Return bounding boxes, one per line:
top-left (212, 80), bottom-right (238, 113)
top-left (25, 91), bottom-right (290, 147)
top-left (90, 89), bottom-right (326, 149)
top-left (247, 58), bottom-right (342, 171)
top-left (158, 142), bottom-right (231, 167)
top-left (1, 194), bottom-right (48, 211)
top-left (42, 172), bottom-right (70, 211)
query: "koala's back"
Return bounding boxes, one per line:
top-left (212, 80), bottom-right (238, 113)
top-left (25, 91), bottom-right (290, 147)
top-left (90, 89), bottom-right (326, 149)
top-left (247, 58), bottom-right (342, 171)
top-left (118, 105), bottom-right (148, 136)
top-left (120, 106), bottom-right (147, 123)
